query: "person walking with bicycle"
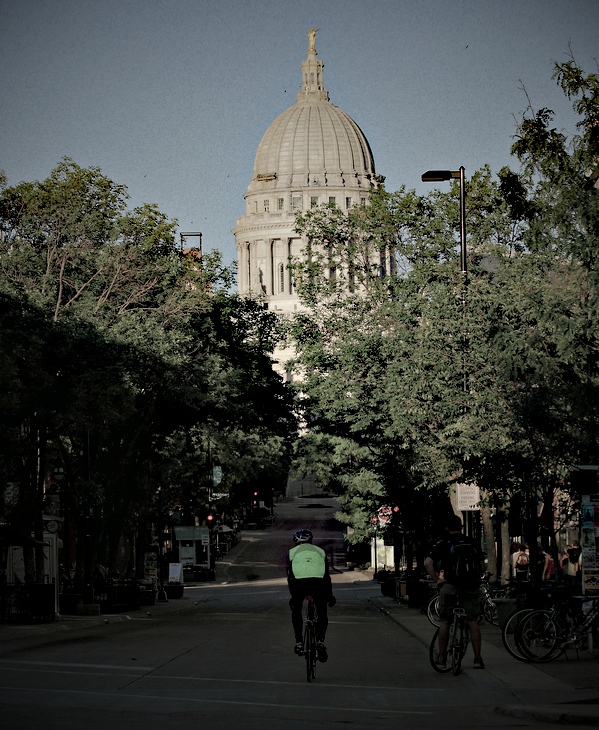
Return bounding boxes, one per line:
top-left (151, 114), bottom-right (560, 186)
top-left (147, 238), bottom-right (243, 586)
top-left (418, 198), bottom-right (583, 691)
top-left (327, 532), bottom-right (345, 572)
top-left (287, 529), bottom-right (336, 662)
top-left (424, 515), bottom-right (486, 670)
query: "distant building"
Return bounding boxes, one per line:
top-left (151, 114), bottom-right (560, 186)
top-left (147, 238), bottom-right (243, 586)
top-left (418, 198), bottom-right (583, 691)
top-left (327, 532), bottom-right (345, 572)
top-left (234, 29), bottom-right (383, 335)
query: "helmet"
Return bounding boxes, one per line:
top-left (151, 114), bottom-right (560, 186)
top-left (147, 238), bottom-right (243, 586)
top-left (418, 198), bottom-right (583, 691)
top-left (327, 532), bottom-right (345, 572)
top-left (293, 529), bottom-right (313, 544)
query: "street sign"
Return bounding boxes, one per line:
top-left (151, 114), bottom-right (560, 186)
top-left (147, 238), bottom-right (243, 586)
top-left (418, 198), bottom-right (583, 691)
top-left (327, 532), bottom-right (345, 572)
top-left (456, 483), bottom-right (480, 511)
top-left (377, 505), bottom-right (392, 524)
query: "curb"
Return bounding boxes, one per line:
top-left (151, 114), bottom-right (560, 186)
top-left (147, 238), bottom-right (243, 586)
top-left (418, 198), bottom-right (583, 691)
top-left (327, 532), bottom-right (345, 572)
top-left (495, 704), bottom-right (599, 726)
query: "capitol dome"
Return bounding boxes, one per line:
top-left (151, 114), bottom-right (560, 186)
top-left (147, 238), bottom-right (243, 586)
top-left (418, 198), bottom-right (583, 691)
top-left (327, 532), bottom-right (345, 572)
top-left (251, 78), bottom-right (376, 191)
top-left (234, 29), bottom-right (383, 317)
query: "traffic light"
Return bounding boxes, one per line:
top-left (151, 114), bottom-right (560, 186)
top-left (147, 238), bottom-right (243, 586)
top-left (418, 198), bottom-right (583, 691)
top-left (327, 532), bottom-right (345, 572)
top-left (206, 513), bottom-right (215, 527)
top-left (252, 491), bottom-right (258, 507)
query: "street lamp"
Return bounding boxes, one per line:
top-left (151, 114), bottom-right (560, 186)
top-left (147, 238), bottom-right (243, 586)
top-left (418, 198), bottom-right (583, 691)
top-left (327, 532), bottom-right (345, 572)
top-left (422, 166), bottom-right (468, 396)
top-left (422, 167), bottom-right (471, 534)
top-left (421, 167), bottom-right (466, 276)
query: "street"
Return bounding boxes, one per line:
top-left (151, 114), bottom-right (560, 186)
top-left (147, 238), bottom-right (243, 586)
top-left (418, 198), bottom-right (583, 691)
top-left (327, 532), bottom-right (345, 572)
top-left (1, 497), bottom-right (597, 729)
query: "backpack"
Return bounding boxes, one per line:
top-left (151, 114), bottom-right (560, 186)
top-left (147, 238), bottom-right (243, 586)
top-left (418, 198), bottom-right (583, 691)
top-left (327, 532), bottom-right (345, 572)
top-left (447, 537), bottom-right (481, 588)
top-left (568, 547), bottom-right (581, 565)
top-left (516, 551), bottom-right (528, 567)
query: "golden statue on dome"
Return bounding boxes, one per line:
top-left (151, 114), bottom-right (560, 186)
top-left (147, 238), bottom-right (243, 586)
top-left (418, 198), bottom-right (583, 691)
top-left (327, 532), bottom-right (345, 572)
top-left (308, 27), bottom-right (317, 52)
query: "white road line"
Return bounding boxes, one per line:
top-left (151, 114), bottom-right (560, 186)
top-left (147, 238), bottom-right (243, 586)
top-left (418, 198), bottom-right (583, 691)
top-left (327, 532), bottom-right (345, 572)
top-left (0, 686), bottom-right (434, 714)
top-left (0, 659), bottom-right (154, 671)
top-left (0, 665), bottom-right (446, 692)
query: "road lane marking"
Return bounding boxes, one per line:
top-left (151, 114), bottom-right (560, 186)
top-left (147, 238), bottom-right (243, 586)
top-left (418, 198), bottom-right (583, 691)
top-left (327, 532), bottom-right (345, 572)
top-left (0, 686), bottom-right (434, 714)
top-left (0, 665), bottom-right (445, 692)
top-left (0, 660), bottom-right (154, 671)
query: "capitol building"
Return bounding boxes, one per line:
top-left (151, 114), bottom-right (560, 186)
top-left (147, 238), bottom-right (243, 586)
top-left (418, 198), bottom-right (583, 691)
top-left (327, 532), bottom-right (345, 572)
top-left (234, 29), bottom-right (384, 327)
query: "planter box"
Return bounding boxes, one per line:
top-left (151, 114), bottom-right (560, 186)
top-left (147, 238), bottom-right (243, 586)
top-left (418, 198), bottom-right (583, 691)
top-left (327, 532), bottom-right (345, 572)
top-left (139, 589), bottom-right (156, 606)
top-left (165, 584), bottom-right (184, 599)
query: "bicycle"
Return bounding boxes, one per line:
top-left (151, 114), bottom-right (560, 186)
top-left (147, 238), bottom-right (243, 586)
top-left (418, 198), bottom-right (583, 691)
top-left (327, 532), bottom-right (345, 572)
top-left (515, 594), bottom-right (599, 663)
top-left (427, 574), bottom-right (503, 628)
top-left (303, 595), bottom-right (318, 681)
top-left (501, 607), bottom-right (536, 662)
top-left (429, 606), bottom-right (470, 675)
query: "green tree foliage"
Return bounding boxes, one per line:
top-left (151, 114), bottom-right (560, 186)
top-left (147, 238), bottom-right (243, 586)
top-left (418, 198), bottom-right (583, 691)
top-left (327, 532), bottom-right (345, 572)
top-left (0, 159), bottom-right (296, 577)
top-left (289, 58), bottom-right (599, 563)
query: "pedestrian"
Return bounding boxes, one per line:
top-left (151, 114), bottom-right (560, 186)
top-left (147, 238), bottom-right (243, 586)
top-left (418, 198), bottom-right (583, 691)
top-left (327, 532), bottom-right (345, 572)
top-left (512, 543), bottom-right (529, 583)
top-left (424, 515), bottom-right (486, 670)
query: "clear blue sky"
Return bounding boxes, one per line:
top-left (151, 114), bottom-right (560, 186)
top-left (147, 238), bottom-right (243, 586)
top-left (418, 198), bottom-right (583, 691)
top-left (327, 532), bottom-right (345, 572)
top-left (1, 0), bottom-right (597, 268)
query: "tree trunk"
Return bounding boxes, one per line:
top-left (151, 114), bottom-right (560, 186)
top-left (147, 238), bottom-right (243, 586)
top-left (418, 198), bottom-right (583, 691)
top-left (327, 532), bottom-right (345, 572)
top-left (480, 499), bottom-right (497, 580)
top-left (500, 505), bottom-right (512, 585)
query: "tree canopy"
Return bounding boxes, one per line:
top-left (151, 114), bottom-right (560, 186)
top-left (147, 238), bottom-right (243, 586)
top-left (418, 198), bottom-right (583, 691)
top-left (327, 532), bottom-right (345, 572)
top-left (0, 159), bottom-right (296, 578)
top-left (288, 57), bottom-right (599, 573)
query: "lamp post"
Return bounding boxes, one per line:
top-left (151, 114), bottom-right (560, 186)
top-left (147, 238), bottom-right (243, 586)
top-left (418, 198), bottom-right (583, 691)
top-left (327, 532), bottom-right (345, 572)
top-left (421, 168), bottom-right (466, 277)
top-left (422, 167), bottom-right (472, 533)
top-left (52, 466), bottom-right (71, 590)
top-left (422, 167), bottom-right (468, 395)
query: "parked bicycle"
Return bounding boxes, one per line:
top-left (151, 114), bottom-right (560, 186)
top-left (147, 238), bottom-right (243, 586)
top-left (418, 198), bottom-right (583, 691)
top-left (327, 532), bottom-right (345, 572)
top-left (511, 593), bottom-right (599, 663)
top-left (429, 605), bottom-right (470, 675)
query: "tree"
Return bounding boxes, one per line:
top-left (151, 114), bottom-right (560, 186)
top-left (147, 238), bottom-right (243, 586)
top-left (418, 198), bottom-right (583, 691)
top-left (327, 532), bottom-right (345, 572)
top-left (0, 159), bottom-right (297, 585)
top-left (288, 57), bottom-right (599, 578)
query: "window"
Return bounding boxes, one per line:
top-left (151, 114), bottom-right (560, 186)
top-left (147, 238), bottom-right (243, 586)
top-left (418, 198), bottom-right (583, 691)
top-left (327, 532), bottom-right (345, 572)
top-left (264, 199), bottom-right (270, 212)
top-left (328, 196), bottom-right (336, 206)
top-left (292, 196), bottom-right (302, 211)
top-left (311, 196), bottom-right (318, 207)
top-left (254, 201), bottom-right (258, 213)
top-left (360, 197), bottom-right (366, 205)
top-left (277, 198), bottom-right (284, 211)
top-left (345, 197), bottom-right (352, 209)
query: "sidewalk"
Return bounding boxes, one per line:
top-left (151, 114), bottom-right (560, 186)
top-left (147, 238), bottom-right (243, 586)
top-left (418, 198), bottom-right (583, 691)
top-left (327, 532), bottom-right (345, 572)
top-left (368, 590), bottom-right (599, 726)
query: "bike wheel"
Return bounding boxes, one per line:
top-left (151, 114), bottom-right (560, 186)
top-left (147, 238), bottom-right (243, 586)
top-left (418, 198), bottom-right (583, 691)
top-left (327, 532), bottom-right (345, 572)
top-left (501, 608), bottom-right (534, 662)
top-left (304, 623), bottom-right (316, 681)
top-left (427, 596), bottom-right (441, 627)
top-left (516, 610), bottom-right (563, 662)
top-left (429, 628), bottom-right (452, 673)
top-left (451, 619), bottom-right (465, 675)
top-left (483, 597), bottom-right (499, 626)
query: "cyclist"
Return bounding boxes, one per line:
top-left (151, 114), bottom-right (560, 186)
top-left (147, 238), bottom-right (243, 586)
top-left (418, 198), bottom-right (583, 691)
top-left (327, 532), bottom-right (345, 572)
top-left (287, 529), bottom-right (336, 662)
top-left (424, 515), bottom-right (486, 670)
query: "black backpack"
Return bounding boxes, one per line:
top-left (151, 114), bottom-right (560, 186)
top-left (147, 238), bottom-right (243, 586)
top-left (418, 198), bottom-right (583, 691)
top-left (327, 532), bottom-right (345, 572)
top-left (447, 536), bottom-right (481, 588)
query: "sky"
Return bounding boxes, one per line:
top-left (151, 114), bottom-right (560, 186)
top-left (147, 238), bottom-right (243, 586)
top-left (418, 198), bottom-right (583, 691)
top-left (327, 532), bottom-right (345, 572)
top-left (1, 0), bottom-right (598, 269)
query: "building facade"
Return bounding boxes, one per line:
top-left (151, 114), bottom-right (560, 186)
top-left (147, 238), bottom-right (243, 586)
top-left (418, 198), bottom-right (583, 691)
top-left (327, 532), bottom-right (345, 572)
top-left (234, 29), bottom-right (383, 320)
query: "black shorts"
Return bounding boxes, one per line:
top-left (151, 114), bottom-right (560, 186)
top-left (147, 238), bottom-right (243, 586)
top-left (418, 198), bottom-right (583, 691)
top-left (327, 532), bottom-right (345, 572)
top-left (438, 582), bottom-right (479, 622)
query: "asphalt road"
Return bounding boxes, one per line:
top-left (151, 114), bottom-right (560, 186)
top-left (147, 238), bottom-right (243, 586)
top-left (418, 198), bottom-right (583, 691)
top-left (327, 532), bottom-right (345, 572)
top-left (0, 497), bottom-right (594, 729)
